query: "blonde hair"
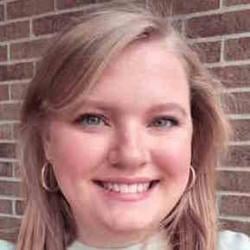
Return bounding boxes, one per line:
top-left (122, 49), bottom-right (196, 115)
top-left (17, 2), bottom-right (230, 250)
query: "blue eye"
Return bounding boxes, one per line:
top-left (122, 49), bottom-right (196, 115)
top-left (150, 116), bottom-right (179, 128)
top-left (74, 113), bottom-right (108, 127)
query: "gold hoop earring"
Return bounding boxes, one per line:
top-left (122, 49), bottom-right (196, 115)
top-left (186, 166), bottom-right (196, 191)
top-left (41, 162), bottom-right (59, 192)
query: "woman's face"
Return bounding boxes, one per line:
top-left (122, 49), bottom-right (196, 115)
top-left (45, 40), bottom-right (193, 246)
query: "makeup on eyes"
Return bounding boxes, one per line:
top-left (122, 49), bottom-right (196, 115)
top-left (148, 115), bottom-right (179, 128)
top-left (70, 100), bottom-right (187, 130)
top-left (73, 113), bottom-right (110, 127)
top-left (72, 111), bottom-right (182, 132)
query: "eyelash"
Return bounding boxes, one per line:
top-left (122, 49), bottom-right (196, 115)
top-left (73, 113), bottom-right (179, 129)
top-left (74, 113), bottom-right (109, 127)
top-left (149, 116), bottom-right (179, 128)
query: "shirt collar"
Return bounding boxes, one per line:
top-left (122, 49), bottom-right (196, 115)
top-left (68, 231), bottom-right (170, 250)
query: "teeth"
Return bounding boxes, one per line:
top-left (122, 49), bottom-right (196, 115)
top-left (120, 184), bottom-right (128, 193)
top-left (114, 184), bottom-right (120, 192)
top-left (101, 182), bottom-right (150, 193)
top-left (128, 184), bottom-right (137, 193)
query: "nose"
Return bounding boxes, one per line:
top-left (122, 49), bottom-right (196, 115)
top-left (108, 126), bottom-right (149, 169)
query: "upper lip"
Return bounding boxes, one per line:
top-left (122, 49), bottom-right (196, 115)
top-left (93, 178), bottom-right (160, 184)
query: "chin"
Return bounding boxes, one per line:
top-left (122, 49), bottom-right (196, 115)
top-left (98, 201), bottom-right (170, 235)
top-left (104, 213), bottom-right (160, 234)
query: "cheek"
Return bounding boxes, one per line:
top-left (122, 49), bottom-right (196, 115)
top-left (49, 129), bottom-right (109, 180)
top-left (153, 136), bottom-right (192, 180)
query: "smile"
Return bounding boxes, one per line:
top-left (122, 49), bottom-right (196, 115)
top-left (93, 180), bottom-right (160, 194)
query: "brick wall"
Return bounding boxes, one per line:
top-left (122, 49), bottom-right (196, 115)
top-left (174, 0), bottom-right (250, 236)
top-left (0, 0), bottom-right (249, 242)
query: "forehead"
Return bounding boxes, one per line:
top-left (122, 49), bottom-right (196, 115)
top-left (88, 39), bottom-right (189, 97)
top-left (57, 38), bottom-right (191, 121)
top-left (105, 38), bottom-right (184, 75)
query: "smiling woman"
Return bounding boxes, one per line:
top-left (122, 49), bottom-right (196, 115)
top-left (5, 1), bottom-right (248, 250)
top-left (42, 38), bottom-right (193, 248)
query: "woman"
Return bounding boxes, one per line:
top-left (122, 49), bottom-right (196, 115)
top-left (1, 1), bottom-right (249, 250)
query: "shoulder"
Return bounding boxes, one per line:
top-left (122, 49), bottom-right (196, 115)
top-left (218, 230), bottom-right (250, 250)
top-left (0, 240), bottom-right (15, 250)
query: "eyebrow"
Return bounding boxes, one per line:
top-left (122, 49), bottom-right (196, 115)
top-left (77, 99), bottom-right (118, 112)
top-left (78, 99), bottom-right (188, 117)
top-left (147, 103), bottom-right (188, 117)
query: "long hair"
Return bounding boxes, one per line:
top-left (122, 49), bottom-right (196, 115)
top-left (17, 2), bottom-right (230, 250)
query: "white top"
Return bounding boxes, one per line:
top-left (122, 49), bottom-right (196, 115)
top-left (218, 231), bottom-right (250, 250)
top-left (1, 231), bottom-right (249, 250)
top-left (68, 231), bottom-right (168, 250)
top-left (68, 231), bottom-right (250, 250)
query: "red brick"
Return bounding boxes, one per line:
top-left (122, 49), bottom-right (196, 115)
top-left (7, 0), bottom-right (54, 20)
top-left (231, 119), bottom-right (250, 141)
top-left (33, 11), bottom-right (83, 36)
top-left (15, 200), bottom-right (24, 215)
top-left (217, 170), bottom-right (250, 192)
top-left (0, 84), bottom-right (9, 101)
top-left (233, 92), bottom-right (250, 114)
top-left (0, 21), bottom-right (30, 42)
top-left (219, 195), bottom-right (250, 217)
top-left (0, 45), bottom-right (7, 62)
top-left (0, 4), bottom-right (4, 22)
top-left (186, 9), bottom-right (250, 38)
top-left (56, 0), bottom-right (93, 9)
top-left (224, 145), bottom-right (250, 167)
top-left (0, 103), bottom-right (21, 120)
top-left (12, 123), bottom-right (20, 140)
top-left (13, 162), bottom-right (20, 178)
top-left (10, 38), bottom-right (51, 60)
top-left (173, 0), bottom-right (219, 14)
top-left (224, 0), bottom-right (250, 5)
top-left (224, 92), bottom-right (250, 114)
top-left (0, 162), bottom-right (12, 177)
top-left (10, 83), bottom-right (28, 101)
top-left (0, 62), bottom-right (33, 82)
top-left (219, 219), bottom-right (250, 235)
top-left (212, 65), bottom-right (250, 88)
top-left (0, 143), bottom-right (16, 158)
top-left (0, 199), bottom-right (12, 214)
top-left (172, 19), bottom-right (183, 33)
top-left (0, 217), bottom-right (20, 242)
top-left (0, 180), bottom-right (20, 197)
top-left (225, 37), bottom-right (250, 61)
top-left (0, 124), bottom-right (12, 140)
top-left (192, 41), bottom-right (221, 63)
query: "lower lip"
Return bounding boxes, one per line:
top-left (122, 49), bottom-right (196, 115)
top-left (94, 183), bottom-right (158, 202)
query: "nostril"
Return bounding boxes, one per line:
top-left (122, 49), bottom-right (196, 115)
top-left (107, 134), bottom-right (149, 169)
